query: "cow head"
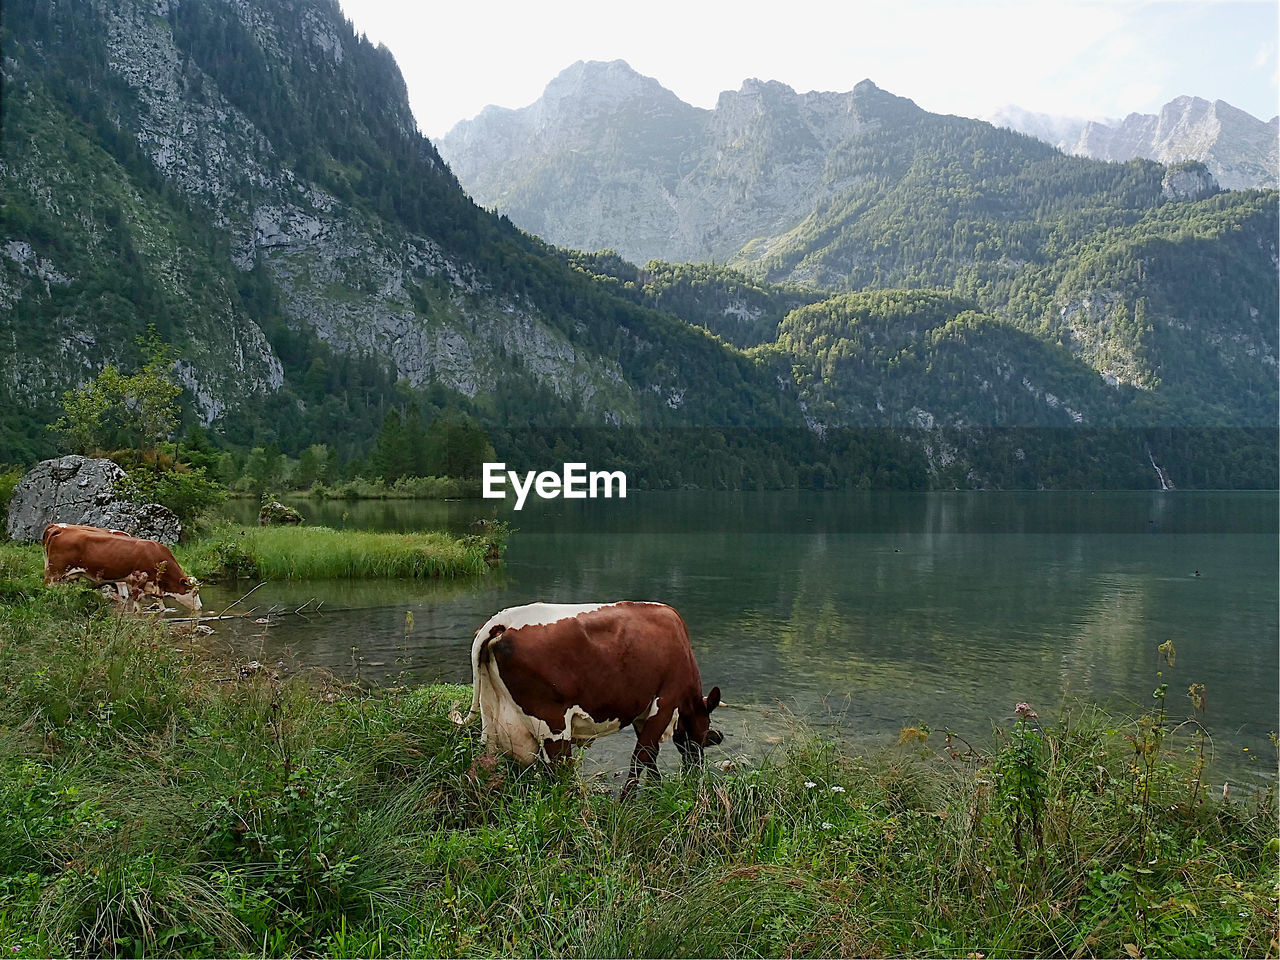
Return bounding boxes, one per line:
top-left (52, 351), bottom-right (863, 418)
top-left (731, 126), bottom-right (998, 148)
top-left (169, 577), bottom-right (202, 613)
top-left (675, 686), bottom-right (722, 768)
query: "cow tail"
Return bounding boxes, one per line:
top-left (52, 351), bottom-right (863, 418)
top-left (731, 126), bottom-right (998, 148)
top-left (450, 626), bottom-right (495, 726)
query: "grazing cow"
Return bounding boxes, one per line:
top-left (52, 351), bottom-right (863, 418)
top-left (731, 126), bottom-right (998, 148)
top-left (42, 523), bottom-right (201, 612)
top-left (452, 601), bottom-right (722, 795)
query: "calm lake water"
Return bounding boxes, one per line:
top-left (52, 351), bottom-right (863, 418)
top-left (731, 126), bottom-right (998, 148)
top-left (210, 492), bottom-right (1278, 787)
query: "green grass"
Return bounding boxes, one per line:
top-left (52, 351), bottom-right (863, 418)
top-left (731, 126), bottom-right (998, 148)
top-left (177, 523), bottom-right (503, 582)
top-left (0, 585), bottom-right (1275, 958)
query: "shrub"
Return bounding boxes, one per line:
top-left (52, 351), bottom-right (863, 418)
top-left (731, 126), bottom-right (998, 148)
top-left (0, 465), bottom-right (24, 530)
top-left (117, 462), bottom-right (226, 535)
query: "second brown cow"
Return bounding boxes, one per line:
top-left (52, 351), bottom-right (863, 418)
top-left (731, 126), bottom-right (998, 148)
top-left (42, 523), bottom-right (202, 612)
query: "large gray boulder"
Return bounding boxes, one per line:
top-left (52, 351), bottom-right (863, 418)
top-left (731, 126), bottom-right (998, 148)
top-left (5, 455), bottom-right (182, 544)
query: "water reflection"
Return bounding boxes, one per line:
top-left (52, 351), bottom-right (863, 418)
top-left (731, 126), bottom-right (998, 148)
top-left (210, 492), bottom-right (1278, 785)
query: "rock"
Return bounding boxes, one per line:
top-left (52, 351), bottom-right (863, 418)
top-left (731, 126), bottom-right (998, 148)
top-left (1161, 162), bottom-right (1219, 202)
top-left (258, 499), bottom-right (304, 525)
top-left (5, 455), bottom-right (182, 544)
top-left (92, 500), bottom-right (183, 544)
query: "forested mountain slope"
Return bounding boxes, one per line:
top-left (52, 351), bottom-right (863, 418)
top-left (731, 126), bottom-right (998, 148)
top-left (1, 5), bottom-right (1274, 489)
top-left (0, 0), bottom-right (801, 466)
top-left (445, 61), bottom-right (1277, 430)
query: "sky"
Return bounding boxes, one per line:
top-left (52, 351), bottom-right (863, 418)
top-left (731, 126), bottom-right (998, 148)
top-left (337, 0), bottom-right (1280, 140)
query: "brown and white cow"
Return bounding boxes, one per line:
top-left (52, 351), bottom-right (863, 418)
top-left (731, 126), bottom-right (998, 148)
top-left (452, 601), bottom-right (722, 795)
top-left (42, 523), bottom-right (201, 612)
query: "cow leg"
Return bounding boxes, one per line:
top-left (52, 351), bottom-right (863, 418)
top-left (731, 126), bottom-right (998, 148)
top-left (622, 709), bottom-right (673, 799)
top-left (543, 738), bottom-right (573, 765)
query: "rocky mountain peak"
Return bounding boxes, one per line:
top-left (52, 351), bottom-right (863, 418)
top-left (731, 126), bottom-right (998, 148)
top-left (543, 58), bottom-right (676, 108)
top-left (992, 94), bottom-right (1277, 190)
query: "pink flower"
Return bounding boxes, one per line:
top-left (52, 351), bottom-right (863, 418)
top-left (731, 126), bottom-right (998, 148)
top-left (1014, 702), bottom-right (1038, 720)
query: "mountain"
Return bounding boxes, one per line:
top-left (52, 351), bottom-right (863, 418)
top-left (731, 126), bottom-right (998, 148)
top-left (441, 61), bottom-right (886, 268)
top-left (0, 2), bottom-right (800, 467)
top-left (441, 61), bottom-right (1277, 429)
top-left (987, 97), bottom-right (1279, 191)
top-left (1, 13), bottom-right (1274, 489)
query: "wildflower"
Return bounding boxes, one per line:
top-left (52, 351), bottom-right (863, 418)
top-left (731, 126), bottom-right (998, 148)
top-left (831, 785), bottom-right (846, 793)
top-left (821, 822), bottom-right (833, 830)
top-left (804, 781), bottom-right (816, 789)
top-left (1014, 701), bottom-right (1038, 720)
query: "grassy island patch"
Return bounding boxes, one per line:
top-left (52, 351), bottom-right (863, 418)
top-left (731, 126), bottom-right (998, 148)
top-left (178, 523), bottom-right (507, 582)
top-left (0, 585), bottom-right (1275, 958)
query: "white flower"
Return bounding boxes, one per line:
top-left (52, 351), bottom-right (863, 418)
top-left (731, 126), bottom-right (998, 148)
top-left (821, 821), bottom-right (833, 830)
top-left (830, 785), bottom-right (846, 793)
top-left (804, 781), bottom-right (817, 789)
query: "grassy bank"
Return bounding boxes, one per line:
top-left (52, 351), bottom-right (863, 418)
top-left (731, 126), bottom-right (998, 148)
top-left (175, 524), bottom-right (504, 583)
top-left (0, 587), bottom-right (1275, 958)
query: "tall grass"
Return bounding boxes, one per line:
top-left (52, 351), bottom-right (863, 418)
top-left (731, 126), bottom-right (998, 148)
top-left (0, 584), bottom-right (1275, 958)
top-left (178, 524), bottom-right (498, 581)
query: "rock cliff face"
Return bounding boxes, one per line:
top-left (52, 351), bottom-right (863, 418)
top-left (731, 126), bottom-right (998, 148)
top-left (444, 61), bottom-right (710, 264)
top-left (1161, 162), bottom-right (1219, 202)
top-left (86, 2), bottom-right (633, 417)
top-left (988, 96), bottom-right (1278, 190)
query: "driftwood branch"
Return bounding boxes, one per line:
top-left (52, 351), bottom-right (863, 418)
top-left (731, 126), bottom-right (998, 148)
top-left (222, 581), bottom-right (268, 615)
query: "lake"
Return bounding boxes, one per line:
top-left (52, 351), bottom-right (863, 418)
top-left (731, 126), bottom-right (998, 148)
top-left (208, 491), bottom-right (1278, 788)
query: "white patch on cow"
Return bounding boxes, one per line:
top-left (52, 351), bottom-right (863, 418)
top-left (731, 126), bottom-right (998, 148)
top-left (632, 697), bottom-right (678, 742)
top-left (474, 600), bottom-right (663, 638)
top-left (477, 653), bottom-right (543, 764)
top-left (563, 705), bottom-right (622, 741)
top-left (168, 590), bottom-right (202, 613)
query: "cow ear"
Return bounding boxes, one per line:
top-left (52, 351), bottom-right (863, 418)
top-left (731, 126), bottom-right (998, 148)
top-left (705, 686), bottom-right (721, 714)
